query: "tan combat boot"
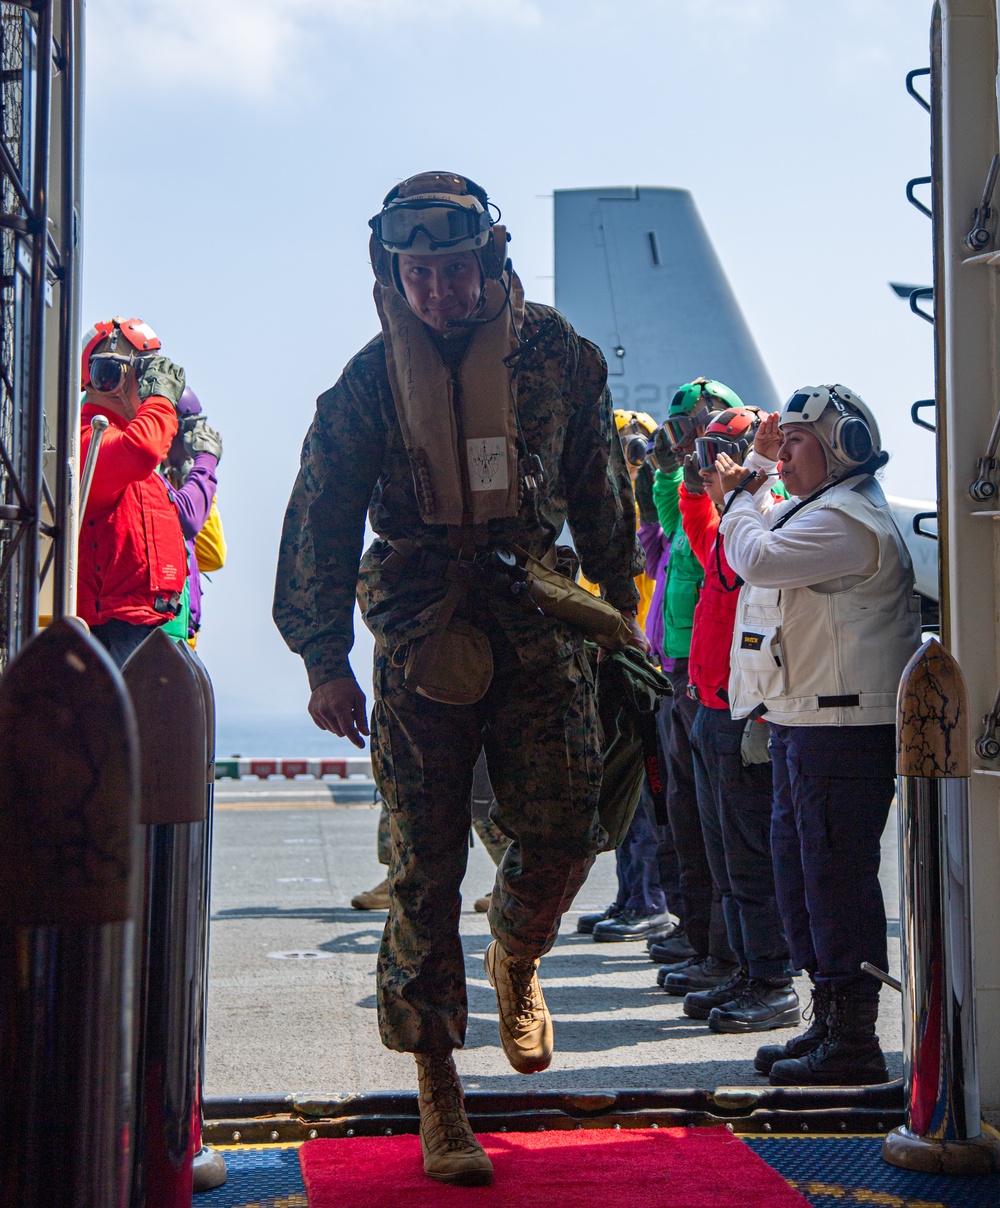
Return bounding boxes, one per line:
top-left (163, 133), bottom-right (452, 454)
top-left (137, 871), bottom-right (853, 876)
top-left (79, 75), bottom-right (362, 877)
top-left (473, 891), bottom-right (492, 913)
top-left (484, 939), bottom-right (553, 1074)
top-left (350, 878), bottom-right (389, 910)
top-left (414, 1052), bottom-right (493, 1186)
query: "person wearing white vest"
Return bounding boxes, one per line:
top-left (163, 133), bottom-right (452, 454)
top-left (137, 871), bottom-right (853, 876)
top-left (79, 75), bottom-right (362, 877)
top-left (714, 386), bottom-right (920, 1089)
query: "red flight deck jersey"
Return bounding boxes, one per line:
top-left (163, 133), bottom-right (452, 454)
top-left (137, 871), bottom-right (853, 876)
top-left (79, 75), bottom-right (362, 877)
top-left (78, 395), bottom-right (187, 628)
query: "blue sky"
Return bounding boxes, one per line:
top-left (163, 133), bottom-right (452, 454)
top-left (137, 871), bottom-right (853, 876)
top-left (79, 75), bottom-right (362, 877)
top-left (82, 0), bottom-right (935, 751)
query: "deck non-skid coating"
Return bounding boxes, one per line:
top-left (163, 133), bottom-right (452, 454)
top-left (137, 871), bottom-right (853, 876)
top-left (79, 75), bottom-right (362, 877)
top-left (195, 1137), bottom-right (1000, 1208)
top-left (746, 1136), bottom-right (1000, 1208)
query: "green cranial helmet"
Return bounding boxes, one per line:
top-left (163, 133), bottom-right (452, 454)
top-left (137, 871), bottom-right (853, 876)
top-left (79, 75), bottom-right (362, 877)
top-left (664, 379), bottom-right (745, 450)
top-left (668, 379), bottom-right (744, 418)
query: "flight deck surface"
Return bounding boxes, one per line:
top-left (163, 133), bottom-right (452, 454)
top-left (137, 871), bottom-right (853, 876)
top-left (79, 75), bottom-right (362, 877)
top-left (205, 796), bottom-right (902, 1096)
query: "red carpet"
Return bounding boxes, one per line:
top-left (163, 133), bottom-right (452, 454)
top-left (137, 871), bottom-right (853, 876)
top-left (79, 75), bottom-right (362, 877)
top-left (299, 1125), bottom-right (810, 1207)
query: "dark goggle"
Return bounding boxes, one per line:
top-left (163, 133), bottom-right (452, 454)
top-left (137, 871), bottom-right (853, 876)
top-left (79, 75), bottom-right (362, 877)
top-left (369, 199), bottom-right (490, 251)
top-left (89, 351), bottom-right (151, 393)
top-left (664, 404), bottom-right (713, 448)
top-left (695, 434), bottom-right (751, 472)
top-left (622, 434), bottom-right (650, 467)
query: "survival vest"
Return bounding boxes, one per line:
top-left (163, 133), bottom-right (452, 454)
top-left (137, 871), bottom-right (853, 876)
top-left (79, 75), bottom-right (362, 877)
top-left (728, 475), bottom-right (921, 726)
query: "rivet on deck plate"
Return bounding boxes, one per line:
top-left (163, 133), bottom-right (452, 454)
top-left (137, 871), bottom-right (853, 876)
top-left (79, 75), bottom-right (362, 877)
top-left (650, 1124), bottom-right (658, 1130)
top-left (877, 1122), bottom-right (884, 1131)
top-left (232, 1131), bottom-right (241, 1142)
top-left (538, 1125), bottom-right (545, 1132)
top-left (614, 1124), bottom-right (621, 1130)
top-left (270, 1131), bottom-right (279, 1141)
top-left (346, 1129), bottom-right (355, 1138)
top-left (801, 1123), bottom-right (809, 1132)
top-left (763, 1123), bottom-right (772, 1132)
top-left (386, 1129), bottom-right (393, 1136)
top-left (308, 1129), bottom-right (318, 1139)
top-left (501, 1126), bottom-right (508, 1133)
top-left (840, 1123), bottom-right (847, 1132)
top-left (726, 1124), bottom-right (734, 1133)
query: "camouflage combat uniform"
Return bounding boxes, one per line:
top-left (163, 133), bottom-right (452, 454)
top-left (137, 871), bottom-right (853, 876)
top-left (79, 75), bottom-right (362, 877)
top-left (274, 303), bottom-right (643, 1054)
top-left (375, 749), bottom-right (510, 868)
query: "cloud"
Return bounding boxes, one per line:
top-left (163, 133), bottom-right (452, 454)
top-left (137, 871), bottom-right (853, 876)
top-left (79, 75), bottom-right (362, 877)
top-left (87, 0), bottom-right (541, 99)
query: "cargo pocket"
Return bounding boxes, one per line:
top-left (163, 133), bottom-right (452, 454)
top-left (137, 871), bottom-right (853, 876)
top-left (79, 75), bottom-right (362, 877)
top-left (733, 622), bottom-right (785, 702)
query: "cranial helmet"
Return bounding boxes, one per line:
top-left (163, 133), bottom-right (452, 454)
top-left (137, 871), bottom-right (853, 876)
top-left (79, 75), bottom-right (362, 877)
top-left (664, 379), bottom-right (745, 450)
top-left (614, 408), bottom-right (658, 467)
top-left (369, 171), bottom-right (511, 288)
top-left (81, 316), bottom-right (160, 390)
top-left (176, 386), bottom-right (201, 417)
top-left (779, 384), bottom-right (881, 478)
top-left (695, 406), bottom-right (760, 471)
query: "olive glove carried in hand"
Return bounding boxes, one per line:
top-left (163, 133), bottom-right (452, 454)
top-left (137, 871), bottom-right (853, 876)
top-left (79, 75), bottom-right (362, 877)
top-left (682, 453), bottom-right (705, 495)
top-left (137, 356), bottom-right (186, 407)
top-left (184, 417), bottom-right (223, 463)
top-left (633, 460), bottom-right (659, 525)
top-left (653, 425), bottom-right (679, 475)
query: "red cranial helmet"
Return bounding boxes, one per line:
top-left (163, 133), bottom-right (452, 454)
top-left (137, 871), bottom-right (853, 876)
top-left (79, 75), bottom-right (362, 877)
top-left (81, 316), bottom-right (160, 388)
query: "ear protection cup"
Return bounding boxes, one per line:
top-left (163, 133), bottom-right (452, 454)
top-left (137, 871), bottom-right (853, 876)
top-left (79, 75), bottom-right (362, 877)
top-left (831, 413), bottom-right (874, 464)
top-left (480, 224), bottom-right (510, 280)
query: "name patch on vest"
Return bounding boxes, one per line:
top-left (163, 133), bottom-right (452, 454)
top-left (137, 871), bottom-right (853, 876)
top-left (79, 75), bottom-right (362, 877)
top-left (467, 438), bottom-right (509, 492)
top-left (740, 631), bottom-right (765, 651)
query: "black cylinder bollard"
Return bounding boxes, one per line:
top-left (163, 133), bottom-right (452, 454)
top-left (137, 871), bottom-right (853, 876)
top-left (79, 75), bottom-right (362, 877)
top-left (0, 618), bottom-right (141, 1207)
top-left (125, 628), bottom-right (208, 1208)
top-left (183, 645), bottom-right (227, 1194)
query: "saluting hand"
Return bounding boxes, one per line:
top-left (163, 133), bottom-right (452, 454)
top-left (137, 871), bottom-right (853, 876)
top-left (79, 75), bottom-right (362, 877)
top-left (753, 412), bottom-right (782, 461)
top-left (309, 676), bottom-right (370, 749)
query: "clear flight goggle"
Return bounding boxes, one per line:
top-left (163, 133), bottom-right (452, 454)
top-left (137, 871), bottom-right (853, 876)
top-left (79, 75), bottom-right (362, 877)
top-left (694, 433), bottom-right (752, 472)
top-left (88, 349), bottom-right (153, 393)
top-left (369, 198), bottom-right (491, 252)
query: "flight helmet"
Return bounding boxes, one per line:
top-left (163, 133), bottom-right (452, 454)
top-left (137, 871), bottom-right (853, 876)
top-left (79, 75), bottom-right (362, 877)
top-left (614, 408), bottom-right (657, 467)
top-left (778, 384), bottom-right (881, 478)
top-left (369, 171), bottom-right (511, 288)
top-left (695, 407), bottom-right (760, 471)
top-left (664, 379), bottom-right (745, 450)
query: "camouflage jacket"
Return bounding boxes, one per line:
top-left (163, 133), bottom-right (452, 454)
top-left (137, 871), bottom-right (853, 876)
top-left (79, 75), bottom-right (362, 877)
top-left (273, 302), bottom-right (644, 689)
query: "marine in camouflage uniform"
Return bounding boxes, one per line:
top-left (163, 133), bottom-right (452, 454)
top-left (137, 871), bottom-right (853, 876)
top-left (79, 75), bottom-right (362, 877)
top-left (274, 181), bottom-right (642, 1060)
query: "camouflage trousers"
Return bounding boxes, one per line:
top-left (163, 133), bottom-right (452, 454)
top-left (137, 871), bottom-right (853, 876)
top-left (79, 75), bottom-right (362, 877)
top-left (375, 747), bottom-right (511, 868)
top-left (371, 618), bottom-right (604, 1054)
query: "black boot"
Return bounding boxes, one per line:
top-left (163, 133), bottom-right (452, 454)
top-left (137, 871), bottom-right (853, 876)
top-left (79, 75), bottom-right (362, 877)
top-left (683, 969), bottom-right (748, 1020)
top-left (708, 979), bottom-right (800, 1033)
top-left (577, 904), bottom-right (620, 934)
top-left (754, 980), bottom-right (831, 1074)
top-left (663, 955), bottom-right (739, 996)
top-left (769, 985), bottom-right (889, 1086)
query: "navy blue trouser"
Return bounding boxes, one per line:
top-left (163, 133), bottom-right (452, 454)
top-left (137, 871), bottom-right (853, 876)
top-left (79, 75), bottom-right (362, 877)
top-left (690, 705), bottom-right (791, 980)
top-left (91, 618), bottom-right (159, 669)
top-left (768, 723), bottom-right (895, 996)
top-left (660, 663), bottom-right (732, 960)
top-left (613, 777), bottom-right (682, 917)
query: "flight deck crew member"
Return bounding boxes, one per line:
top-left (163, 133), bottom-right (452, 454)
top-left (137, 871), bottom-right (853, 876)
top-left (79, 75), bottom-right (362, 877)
top-left (274, 172), bottom-right (646, 1188)
top-left (717, 387), bottom-right (920, 1087)
top-left (78, 317), bottom-right (188, 668)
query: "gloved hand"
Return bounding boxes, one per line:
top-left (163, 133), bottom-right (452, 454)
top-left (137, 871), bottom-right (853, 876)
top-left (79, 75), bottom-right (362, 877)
top-left (184, 417), bottom-right (223, 463)
top-left (682, 453), bottom-right (705, 495)
top-left (136, 356), bottom-right (186, 406)
top-left (633, 460), bottom-right (658, 525)
top-left (653, 425), bottom-right (679, 475)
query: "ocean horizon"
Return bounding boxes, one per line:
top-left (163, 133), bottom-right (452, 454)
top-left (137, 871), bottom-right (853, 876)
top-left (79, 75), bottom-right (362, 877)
top-left (215, 712), bottom-right (370, 760)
